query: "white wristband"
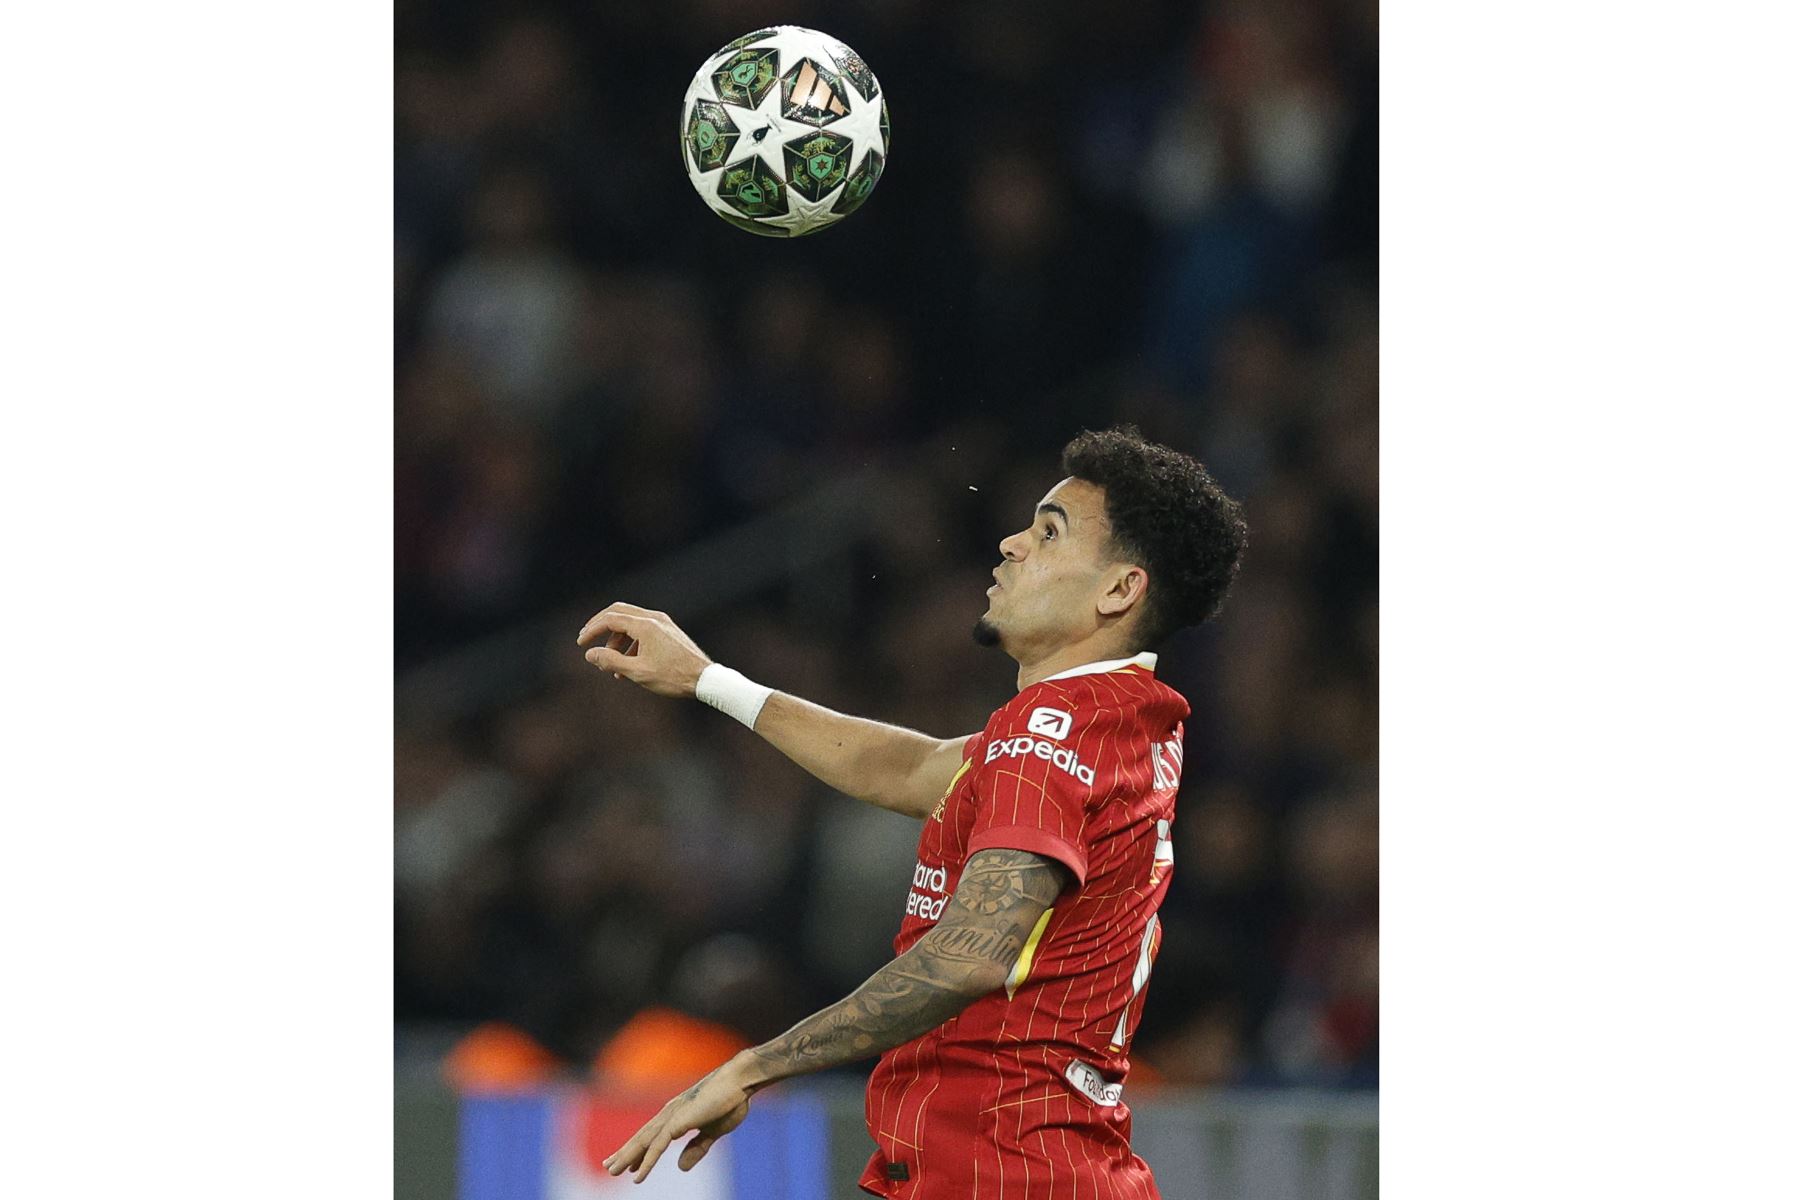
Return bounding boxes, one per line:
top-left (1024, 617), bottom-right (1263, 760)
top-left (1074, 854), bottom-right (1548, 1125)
top-left (694, 663), bottom-right (774, 731)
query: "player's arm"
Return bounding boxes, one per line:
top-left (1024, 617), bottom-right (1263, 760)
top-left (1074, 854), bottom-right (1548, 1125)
top-left (577, 602), bottom-right (969, 818)
top-left (753, 693), bottom-right (969, 819)
top-left (602, 848), bottom-right (1069, 1183)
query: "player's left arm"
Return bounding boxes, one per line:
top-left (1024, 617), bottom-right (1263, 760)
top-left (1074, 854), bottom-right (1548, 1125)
top-left (602, 847), bottom-right (1069, 1183)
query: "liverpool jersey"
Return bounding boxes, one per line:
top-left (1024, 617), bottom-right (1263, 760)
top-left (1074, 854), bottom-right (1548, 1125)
top-left (860, 651), bottom-right (1188, 1199)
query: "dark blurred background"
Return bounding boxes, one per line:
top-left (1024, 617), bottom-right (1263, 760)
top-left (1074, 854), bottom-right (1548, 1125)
top-left (395, 0), bottom-right (1376, 1094)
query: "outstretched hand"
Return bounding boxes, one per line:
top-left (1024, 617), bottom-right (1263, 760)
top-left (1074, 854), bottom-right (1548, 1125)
top-left (603, 1056), bottom-right (757, 1183)
top-left (576, 603), bottom-right (712, 698)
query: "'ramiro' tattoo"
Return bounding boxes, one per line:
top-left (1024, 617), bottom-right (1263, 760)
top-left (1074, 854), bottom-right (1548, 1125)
top-left (744, 849), bottom-right (1068, 1088)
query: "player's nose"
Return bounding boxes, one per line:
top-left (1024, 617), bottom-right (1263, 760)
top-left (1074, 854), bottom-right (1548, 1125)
top-left (998, 530), bottom-right (1028, 560)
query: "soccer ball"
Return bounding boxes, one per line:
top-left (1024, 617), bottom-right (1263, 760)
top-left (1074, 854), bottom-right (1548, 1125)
top-left (680, 26), bottom-right (890, 238)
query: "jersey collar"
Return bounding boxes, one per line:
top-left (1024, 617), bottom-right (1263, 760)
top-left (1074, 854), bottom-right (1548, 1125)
top-left (1041, 651), bottom-right (1159, 682)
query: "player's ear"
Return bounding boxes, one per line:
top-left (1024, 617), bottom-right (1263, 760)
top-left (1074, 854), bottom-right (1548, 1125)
top-left (1096, 565), bottom-right (1148, 619)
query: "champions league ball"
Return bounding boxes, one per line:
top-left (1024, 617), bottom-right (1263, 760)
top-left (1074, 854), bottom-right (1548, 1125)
top-left (680, 26), bottom-right (890, 237)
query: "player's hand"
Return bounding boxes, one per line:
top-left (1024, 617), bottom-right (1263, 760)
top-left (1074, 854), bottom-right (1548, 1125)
top-left (603, 1055), bottom-right (756, 1183)
top-left (576, 603), bottom-right (712, 698)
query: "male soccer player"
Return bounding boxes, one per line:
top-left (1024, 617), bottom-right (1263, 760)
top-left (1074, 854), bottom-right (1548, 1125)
top-left (579, 426), bottom-right (1247, 1196)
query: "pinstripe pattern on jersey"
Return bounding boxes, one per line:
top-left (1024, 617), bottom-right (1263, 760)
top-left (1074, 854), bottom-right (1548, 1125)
top-left (860, 660), bottom-right (1185, 1198)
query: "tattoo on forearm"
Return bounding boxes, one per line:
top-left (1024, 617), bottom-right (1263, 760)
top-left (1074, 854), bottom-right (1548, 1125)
top-left (747, 849), bottom-right (1067, 1085)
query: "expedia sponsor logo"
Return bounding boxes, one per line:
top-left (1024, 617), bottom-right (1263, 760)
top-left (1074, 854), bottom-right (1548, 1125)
top-left (1063, 1059), bottom-right (1124, 1107)
top-left (984, 735), bottom-right (1096, 786)
top-left (1027, 706), bottom-right (1073, 740)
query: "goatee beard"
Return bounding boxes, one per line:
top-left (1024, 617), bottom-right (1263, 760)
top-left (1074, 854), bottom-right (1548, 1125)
top-left (971, 617), bottom-right (1002, 648)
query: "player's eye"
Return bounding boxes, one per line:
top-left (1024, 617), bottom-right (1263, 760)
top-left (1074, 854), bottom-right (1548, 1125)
top-left (1041, 524), bottom-right (1057, 541)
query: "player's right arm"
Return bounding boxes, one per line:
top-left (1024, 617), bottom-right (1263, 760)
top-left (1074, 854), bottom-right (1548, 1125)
top-left (751, 693), bottom-right (970, 819)
top-left (576, 602), bottom-right (968, 819)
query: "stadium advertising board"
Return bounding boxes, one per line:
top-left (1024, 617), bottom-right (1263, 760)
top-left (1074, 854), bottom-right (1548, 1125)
top-left (459, 1088), bottom-right (829, 1200)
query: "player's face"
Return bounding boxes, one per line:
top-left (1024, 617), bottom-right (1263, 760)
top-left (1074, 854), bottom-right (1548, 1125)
top-left (978, 478), bottom-right (1119, 655)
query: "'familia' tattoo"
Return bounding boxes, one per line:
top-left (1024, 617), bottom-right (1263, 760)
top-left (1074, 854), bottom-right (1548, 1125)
top-left (745, 849), bottom-right (1068, 1087)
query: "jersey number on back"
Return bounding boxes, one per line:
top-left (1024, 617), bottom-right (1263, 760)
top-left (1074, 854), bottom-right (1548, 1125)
top-left (1109, 828), bottom-right (1173, 1052)
top-left (1107, 910), bottom-right (1163, 1053)
top-left (1108, 737), bottom-right (1181, 1053)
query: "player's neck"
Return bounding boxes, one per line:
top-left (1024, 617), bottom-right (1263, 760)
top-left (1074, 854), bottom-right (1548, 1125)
top-left (1013, 637), bottom-right (1144, 691)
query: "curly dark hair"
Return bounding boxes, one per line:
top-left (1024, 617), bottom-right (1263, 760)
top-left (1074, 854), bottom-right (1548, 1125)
top-left (1061, 425), bottom-right (1248, 648)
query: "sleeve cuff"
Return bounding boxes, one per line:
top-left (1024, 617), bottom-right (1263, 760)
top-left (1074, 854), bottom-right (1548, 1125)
top-left (966, 825), bottom-right (1088, 889)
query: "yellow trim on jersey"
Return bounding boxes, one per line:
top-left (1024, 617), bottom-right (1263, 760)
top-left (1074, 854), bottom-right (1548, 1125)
top-left (932, 757), bottom-right (974, 822)
top-left (1004, 906), bottom-right (1056, 999)
top-left (945, 756), bottom-right (973, 793)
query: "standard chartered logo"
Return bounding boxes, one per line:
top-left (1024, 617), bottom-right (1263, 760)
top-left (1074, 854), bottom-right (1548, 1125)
top-left (905, 861), bottom-right (948, 920)
top-left (984, 734), bottom-right (1097, 786)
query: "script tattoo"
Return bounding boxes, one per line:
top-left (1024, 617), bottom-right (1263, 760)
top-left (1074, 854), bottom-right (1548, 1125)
top-left (745, 849), bottom-right (1068, 1086)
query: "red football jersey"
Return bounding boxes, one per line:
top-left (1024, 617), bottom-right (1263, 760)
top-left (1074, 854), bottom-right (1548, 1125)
top-left (860, 652), bottom-right (1189, 1199)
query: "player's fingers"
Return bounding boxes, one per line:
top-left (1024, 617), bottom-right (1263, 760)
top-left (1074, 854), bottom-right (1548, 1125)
top-left (576, 612), bottom-right (608, 646)
top-left (633, 1128), bottom-right (678, 1184)
top-left (584, 646), bottom-right (637, 677)
top-left (678, 1133), bottom-right (717, 1172)
top-left (600, 601), bottom-right (659, 630)
top-left (576, 613), bottom-right (628, 646)
top-left (603, 1119), bottom-right (657, 1176)
top-left (576, 608), bottom-right (651, 646)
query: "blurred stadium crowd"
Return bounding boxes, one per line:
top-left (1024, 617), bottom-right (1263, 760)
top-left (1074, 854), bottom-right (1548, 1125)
top-left (396, 0), bottom-right (1377, 1091)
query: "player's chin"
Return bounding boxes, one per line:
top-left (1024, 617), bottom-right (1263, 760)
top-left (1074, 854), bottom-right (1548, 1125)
top-left (972, 615), bottom-right (1003, 648)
